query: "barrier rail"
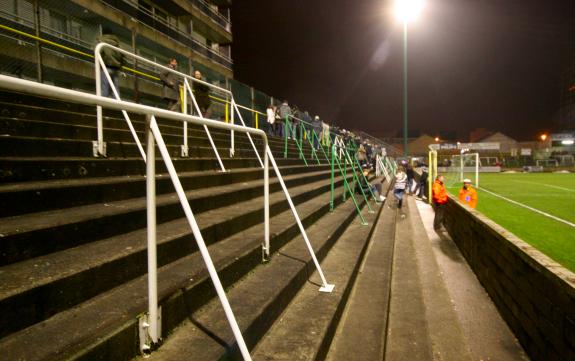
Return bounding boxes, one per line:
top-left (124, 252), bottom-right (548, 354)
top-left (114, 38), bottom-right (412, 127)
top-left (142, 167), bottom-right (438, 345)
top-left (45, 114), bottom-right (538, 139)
top-left (0, 74), bottom-right (336, 360)
top-left (94, 42), bottom-right (263, 169)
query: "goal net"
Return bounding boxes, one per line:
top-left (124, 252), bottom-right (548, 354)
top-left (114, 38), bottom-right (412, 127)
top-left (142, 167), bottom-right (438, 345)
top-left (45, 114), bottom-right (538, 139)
top-left (443, 153), bottom-right (479, 188)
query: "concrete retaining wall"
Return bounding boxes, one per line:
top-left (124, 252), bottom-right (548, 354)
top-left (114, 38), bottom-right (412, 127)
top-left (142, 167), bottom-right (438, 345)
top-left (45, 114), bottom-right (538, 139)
top-left (443, 197), bottom-right (575, 361)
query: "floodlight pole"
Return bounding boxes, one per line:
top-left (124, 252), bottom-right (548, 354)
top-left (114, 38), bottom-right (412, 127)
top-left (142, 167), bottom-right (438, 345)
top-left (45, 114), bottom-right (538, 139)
top-left (402, 21), bottom-right (408, 157)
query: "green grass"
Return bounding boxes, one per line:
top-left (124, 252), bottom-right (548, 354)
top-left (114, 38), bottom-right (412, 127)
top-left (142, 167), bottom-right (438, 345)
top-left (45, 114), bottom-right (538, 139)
top-left (446, 172), bottom-right (575, 272)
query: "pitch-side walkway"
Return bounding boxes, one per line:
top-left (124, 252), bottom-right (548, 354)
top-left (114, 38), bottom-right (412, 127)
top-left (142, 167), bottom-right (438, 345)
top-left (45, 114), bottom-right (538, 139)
top-left (328, 194), bottom-right (529, 361)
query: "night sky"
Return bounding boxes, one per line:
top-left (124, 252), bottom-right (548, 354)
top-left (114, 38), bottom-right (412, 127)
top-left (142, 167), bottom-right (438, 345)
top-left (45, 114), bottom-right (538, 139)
top-left (231, 0), bottom-right (575, 141)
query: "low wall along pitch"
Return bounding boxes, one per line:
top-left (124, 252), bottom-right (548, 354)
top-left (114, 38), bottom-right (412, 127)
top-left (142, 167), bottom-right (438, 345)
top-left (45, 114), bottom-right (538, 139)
top-left (443, 197), bottom-right (575, 361)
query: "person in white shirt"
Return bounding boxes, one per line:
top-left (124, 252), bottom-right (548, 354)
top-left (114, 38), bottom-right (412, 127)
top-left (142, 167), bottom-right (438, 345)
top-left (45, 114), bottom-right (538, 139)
top-left (393, 166), bottom-right (408, 217)
top-left (266, 104), bottom-right (276, 136)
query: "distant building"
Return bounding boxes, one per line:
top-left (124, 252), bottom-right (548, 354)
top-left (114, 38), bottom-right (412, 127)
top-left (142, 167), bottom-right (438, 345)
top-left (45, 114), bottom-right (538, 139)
top-left (0, 0), bottom-right (233, 103)
top-left (476, 132), bottom-right (517, 153)
top-left (469, 128), bottom-right (493, 143)
top-left (407, 134), bottom-right (436, 156)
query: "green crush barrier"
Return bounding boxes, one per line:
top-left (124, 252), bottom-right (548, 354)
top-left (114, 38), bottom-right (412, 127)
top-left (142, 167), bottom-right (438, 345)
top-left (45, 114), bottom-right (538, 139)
top-left (330, 144), bottom-right (368, 226)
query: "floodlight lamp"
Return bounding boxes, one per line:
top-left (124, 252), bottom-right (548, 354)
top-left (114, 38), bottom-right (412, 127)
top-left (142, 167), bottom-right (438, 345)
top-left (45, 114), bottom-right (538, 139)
top-left (434, 137), bottom-right (439, 142)
top-left (540, 134), bottom-right (547, 141)
top-left (394, 0), bottom-right (425, 24)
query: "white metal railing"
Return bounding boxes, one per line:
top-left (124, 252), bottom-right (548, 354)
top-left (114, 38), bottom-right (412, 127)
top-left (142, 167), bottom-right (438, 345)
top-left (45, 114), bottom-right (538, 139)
top-left (94, 42), bottom-right (262, 170)
top-left (0, 74), bottom-right (336, 358)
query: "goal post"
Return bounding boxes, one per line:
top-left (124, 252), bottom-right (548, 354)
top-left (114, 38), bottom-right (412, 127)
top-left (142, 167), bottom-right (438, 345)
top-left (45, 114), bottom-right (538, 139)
top-left (451, 152), bottom-right (479, 188)
top-left (428, 150), bottom-right (437, 204)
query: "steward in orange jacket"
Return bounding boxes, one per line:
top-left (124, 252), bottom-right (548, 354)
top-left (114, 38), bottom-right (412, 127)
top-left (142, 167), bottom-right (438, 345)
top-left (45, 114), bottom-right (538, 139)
top-left (432, 178), bottom-right (448, 205)
top-left (459, 179), bottom-right (478, 208)
top-left (432, 175), bottom-right (448, 230)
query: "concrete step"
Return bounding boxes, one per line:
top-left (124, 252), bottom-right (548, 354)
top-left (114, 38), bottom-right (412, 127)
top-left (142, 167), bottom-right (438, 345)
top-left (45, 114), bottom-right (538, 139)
top-left (384, 197), bottom-right (473, 361)
top-left (136, 196), bottom-right (379, 361)
top-left (0, 164), bottom-right (327, 217)
top-left (248, 204), bottom-right (383, 361)
top-left (0, 134), bottom-right (319, 160)
top-left (0, 171), bottom-right (352, 339)
top-left (326, 186), bottom-right (396, 361)
top-left (0, 156), bottom-right (304, 183)
top-left (0, 180), bottom-right (355, 361)
top-left (0, 116), bottom-right (301, 152)
top-left (0, 166), bottom-right (335, 266)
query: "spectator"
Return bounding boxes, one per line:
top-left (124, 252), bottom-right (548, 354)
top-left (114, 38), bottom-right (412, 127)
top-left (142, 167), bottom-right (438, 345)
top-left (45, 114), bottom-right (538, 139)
top-left (321, 120), bottom-right (330, 147)
top-left (357, 143), bottom-right (367, 164)
top-left (312, 115), bottom-right (322, 149)
top-left (193, 70), bottom-right (211, 117)
top-left (98, 28), bottom-right (125, 98)
top-left (432, 175), bottom-right (448, 230)
top-left (458, 178), bottom-right (478, 208)
top-left (274, 105), bottom-right (284, 137)
top-left (160, 58), bottom-right (181, 112)
top-left (393, 165), bottom-right (407, 217)
top-left (279, 101), bottom-right (292, 138)
top-left (357, 164), bottom-right (386, 202)
top-left (266, 104), bottom-right (276, 136)
top-left (405, 165), bottom-right (415, 194)
top-left (416, 165), bottom-right (429, 200)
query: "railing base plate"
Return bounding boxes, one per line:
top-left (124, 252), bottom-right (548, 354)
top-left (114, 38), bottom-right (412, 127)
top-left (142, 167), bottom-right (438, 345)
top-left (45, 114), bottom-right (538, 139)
top-left (319, 284), bottom-right (335, 293)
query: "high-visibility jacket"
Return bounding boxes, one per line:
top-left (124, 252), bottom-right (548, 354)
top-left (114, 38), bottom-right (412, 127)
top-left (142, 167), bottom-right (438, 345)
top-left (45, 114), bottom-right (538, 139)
top-left (459, 186), bottom-right (478, 208)
top-left (432, 180), bottom-right (448, 204)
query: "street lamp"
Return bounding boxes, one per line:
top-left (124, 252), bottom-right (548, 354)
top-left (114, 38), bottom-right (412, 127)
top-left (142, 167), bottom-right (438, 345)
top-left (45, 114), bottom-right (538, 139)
top-left (394, 0), bottom-right (425, 156)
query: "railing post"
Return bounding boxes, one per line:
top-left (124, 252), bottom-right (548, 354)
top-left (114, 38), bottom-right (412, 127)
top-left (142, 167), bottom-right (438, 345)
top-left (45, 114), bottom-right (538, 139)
top-left (230, 99), bottom-right (235, 157)
top-left (144, 114), bottom-right (160, 347)
top-left (343, 155), bottom-right (347, 201)
top-left (263, 139), bottom-right (270, 261)
top-left (267, 147), bottom-right (334, 293)
top-left (284, 117), bottom-right (289, 158)
top-left (181, 85), bottom-right (189, 157)
top-left (149, 116), bottom-right (252, 360)
top-left (330, 144), bottom-right (335, 211)
top-left (225, 101), bottom-right (229, 123)
top-left (94, 52), bottom-right (105, 157)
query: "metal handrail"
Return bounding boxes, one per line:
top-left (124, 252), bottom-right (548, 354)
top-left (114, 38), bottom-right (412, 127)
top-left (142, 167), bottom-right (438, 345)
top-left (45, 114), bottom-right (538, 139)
top-left (94, 42), bottom-right (263, 168)
top-left (0, 73), bottom-right (336, 358)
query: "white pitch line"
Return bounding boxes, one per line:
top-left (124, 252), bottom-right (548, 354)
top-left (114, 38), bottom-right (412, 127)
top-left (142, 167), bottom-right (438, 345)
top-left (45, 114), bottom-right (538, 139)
top-left (479, 187), bottom-right (575, 229)
top-left (512, 180), bottom-right (575, 193)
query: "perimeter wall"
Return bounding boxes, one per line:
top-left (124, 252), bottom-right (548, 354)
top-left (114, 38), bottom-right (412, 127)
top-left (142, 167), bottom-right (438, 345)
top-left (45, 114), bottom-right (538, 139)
top-left (443, 197), bottom-right (575, 361)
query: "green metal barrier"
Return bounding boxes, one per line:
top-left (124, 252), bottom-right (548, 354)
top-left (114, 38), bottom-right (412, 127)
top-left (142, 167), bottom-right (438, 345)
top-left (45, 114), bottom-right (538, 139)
top-left (330, 144), bottom-right (368, 226)
top-left (284, 117), bottom-right (307, 165)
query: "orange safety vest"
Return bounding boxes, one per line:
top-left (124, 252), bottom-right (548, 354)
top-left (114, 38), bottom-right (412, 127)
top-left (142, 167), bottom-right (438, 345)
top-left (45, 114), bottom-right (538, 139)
top-left (432, 180), bottom-right (448, 204)
top-left (459, 186), bottom-right (478, 208)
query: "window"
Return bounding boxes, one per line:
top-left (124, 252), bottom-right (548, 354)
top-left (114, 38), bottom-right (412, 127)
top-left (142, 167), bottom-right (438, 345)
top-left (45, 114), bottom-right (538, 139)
top-left (49, 10), bottom-right (67, 34)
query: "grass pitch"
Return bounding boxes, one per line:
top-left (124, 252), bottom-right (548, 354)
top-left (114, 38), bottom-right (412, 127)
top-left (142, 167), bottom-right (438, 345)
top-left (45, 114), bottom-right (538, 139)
top-left (446, 172), bottom-right (575, 272)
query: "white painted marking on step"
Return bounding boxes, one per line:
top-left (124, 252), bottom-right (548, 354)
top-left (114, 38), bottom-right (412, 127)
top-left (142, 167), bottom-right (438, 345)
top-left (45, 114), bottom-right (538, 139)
top-left (511, 180), bottom-right (575, 192)
top-left (479, 187), bottom-right (575, 229)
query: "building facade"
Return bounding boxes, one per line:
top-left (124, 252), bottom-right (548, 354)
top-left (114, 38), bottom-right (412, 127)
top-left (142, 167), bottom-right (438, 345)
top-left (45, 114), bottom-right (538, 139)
top-left (0, 0), bottom-right (235, 109)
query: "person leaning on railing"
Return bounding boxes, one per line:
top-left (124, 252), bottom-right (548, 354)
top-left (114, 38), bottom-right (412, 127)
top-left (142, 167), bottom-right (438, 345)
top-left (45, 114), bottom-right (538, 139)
top-left (98, 28), bottom-right (126, 98)
top-left (266, 104), bottom-right (276, 136)
top-left (193, 70), bottom-right (211, 117)
top-left (160, 58), bottom-right (181, 112)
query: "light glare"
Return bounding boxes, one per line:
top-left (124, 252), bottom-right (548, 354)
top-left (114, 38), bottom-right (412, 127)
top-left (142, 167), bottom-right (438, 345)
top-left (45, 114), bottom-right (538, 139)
top-left (394, 0), bottom-right (425, 24)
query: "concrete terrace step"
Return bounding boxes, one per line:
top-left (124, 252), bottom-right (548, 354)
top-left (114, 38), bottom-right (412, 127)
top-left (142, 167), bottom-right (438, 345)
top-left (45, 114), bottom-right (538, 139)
top-left (0, 164), bottom-right (328, 217)
top-left (0, 167), bottom-right (334, 265)
top-left (0, 156), bottom-right (305, 183)
top-left (0, 179), bottom-right (356, 361)
top-left (0, 171), bottom-right (353, 339)
top-left (248, 203), bottom-right (383, 361)
top-left (384, 197), bottom-right (473, 361)
top-left (138, 196), bottom-right (379, 361)
top-left (326, 186), bottom-right (397, 361)
top-left (0, 135), bottom-right (318, 160)
top-left (0, 116), bottom-right (301, 152)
